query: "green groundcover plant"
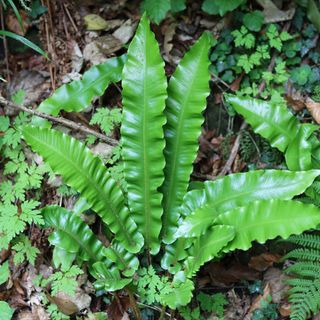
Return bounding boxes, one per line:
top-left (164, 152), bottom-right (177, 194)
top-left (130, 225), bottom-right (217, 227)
top-left (21, 14), bottom-right (320, 314)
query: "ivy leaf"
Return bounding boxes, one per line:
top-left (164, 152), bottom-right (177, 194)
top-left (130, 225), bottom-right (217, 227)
top-left (202, 0), bottom-right (245, 16)
top-left (171, 0), bottom-right (186, 13)
top-left (142, 0), bottom-right (171, 24)
top-left (243, 11), bottom-right (264, 32)
top-left (291, 65), bottom-right (312, 86)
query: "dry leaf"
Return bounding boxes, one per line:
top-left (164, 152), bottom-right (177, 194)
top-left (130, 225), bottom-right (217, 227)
top-left (263, 268), bottom-right (290, 303)
top-left (279, 303), bottom-right (291, 317)
top-left (285, 90), bottom-right (306, 112)
top-left (5, 11), bottom-right (30, 35)
top-left (249, 253), bottom-right (282, 271)
top-left (305, 97), bottom-right (320, 124)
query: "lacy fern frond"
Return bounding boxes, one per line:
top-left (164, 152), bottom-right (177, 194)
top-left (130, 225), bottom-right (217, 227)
top-left (285, 234), bottom-right (320, 320)
top-left (286, 233), bottom-right (320, 250)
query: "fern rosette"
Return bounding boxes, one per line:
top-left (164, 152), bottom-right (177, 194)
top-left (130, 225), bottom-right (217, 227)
top-left (22, 14), bottom-right (320, 311)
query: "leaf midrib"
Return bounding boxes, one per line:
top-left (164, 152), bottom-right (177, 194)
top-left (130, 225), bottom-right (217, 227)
top-left (163, 43), bottom-right (206, 235)
top-left (26, 129), bottom-right (135, 248)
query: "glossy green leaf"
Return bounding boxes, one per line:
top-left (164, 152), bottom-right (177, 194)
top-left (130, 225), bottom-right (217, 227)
top-left (215, 199), bottom-right (320, 252)
top-left (33, 55), bottom-right (126, 127)
top-left (121, 15), bottom-right (167, 254)
top-left (159, 278), bottom-right (194, 309)
top-left (177, 170), bottom-right (320, 237)
top-left (226, 95), bottom-right (299, 152)
top-left (23, 126), bottom-right (143, 253)
top-left (93, 262), bottom-right (132, 292)
top-left (184, 225), bottom-right (235, 277)
top-left (161, 238), bottom-right (192, 273)
top-left (43, 206), bottom-right (106, 264)
top-left (161, 32), bottom-right (212, 243)
top-left (103, 242), bottom-right (139, 277)
top-left (0, 30), bottom-right (47, 57)
top-left (285, 125), bottom-right (318, 171)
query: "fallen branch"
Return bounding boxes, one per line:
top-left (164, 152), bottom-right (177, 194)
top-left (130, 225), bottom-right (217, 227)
top-left (0, 96), bottom-right (118, 146)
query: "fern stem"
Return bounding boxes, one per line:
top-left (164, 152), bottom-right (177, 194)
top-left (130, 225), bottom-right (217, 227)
top-left (126, 287), bottom-right (142, 320)
top-left (159, 305), bottom-right (167, 320)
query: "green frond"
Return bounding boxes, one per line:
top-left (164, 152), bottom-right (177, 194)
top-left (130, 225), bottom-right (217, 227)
top-left (287, 234), bottom-right (320, 250)
top-left (284, 248), bottom-right (320, 262)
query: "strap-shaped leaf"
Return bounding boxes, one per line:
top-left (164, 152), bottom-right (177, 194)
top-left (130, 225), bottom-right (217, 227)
top-left (121, 14), bottom-right (167, 254)
top-left (103, 242), bottom-right (139, 277)
top-left (93, 262), bottom-right (132, 292)
top-left (226, 94), bottom-right (299, 152)
top-left (33, 55), bottom-right (126, 127)
top-left (23, 126), bottom-right (143, 253)
top-left (214, 199), bottom-right (320, 252)
top-left (177, 170), bottom-right (320, 237)
top-left (184, 225), bottom-right (235, 277)
top-left (161, 32), bottom-right (212, 243)
top-left (43, 206), bottom-right (106, 264)
top-left (285, 124), bottom-right (318, 171)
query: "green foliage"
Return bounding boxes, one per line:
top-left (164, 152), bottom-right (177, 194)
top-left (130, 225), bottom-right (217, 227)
top-left (252, 295), bottom-right (278, 320)
top-left (291, 64), bottom-right (312, 85)
top-left (90, 107), bottom-right (121, 135)
top-left (284, 233), bottom-right (320, 320)
top-left (0, 30), bottom-right (47, 57)
top-left (197, 292), bottom-right (228, 316)
top-left (21, 15), bottom-right (320, 313)
top-left (42, 265), bottom-right (83, 296)
top-left (0, 261), bottom-right (9, 285)
top-left (232, 26), bottom-right (255, 49)
top-left (202, 0), bottom-right (245, 16)
top-left (141, 0), bottom-right (189, 24)
top-left (12, 235), bottom-right (40, 265)
top-left (0, 301), bottom-right (14, 320)
top-left (226, 95), bottom-right (320, 171)
top-left (142, 0), bottom-right (171, 24)
top-left (243, 11), bottom-right (264, 32)
top-left (33, 55), bottom-right (126, 127)
top-left (136, 266), bottom-right (172, 304)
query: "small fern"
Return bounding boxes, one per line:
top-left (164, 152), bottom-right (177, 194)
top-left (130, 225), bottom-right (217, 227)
top-left (284, 233), bottom-right (320, 319)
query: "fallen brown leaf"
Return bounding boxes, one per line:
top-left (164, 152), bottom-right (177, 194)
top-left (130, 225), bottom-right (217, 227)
top-left (285, 90), bottom-right (306, 112)
top-left (305, 97), bottom-right (320, 124)
top-left (263, 268), bottom-right (291, 303)
top-left (249, 253), bottom-right (282, 272)
top-left (204, 262), bottom-right (260, 287)
top-left (279, 303), bottom-right (291, 317)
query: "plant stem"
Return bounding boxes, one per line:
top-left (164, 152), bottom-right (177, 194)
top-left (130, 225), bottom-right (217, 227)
top-left (159, 305), bottom-right (167, 320)
top-left (126, 287), bottom-right (142, 320)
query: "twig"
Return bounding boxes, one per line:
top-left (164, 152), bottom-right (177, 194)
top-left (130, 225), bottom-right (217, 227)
top-left (218, 21), bottom-right (291, 177)
top-left (0, 6), bottom-right (10, 82)
top-left (0, 96), bottom-right (118, 146)
top-left (137, 302), bottom-right (175, 319)
top-left (218, 121), bottom-right (247, 176)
